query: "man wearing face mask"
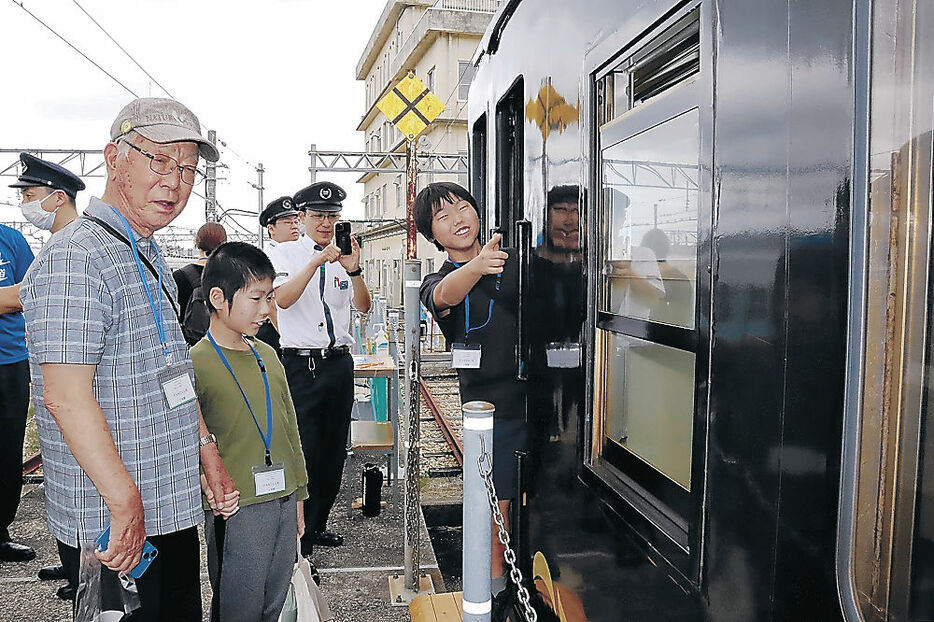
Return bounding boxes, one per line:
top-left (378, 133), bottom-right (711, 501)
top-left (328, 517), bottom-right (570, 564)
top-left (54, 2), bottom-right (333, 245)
top-left (10, 153), bottom-right (86, 234)
top-left (0, 155), bottom-right (85, 579)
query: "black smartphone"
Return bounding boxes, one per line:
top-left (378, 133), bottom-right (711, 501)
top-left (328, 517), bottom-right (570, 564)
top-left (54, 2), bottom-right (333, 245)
top-left (335, 221), bottom-right (352, 255)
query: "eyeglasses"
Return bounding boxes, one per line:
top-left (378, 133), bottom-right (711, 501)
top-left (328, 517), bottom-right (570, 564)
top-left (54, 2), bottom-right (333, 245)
top-left (304, 211), bottom-right (340, 223)
top-left (124, 141), bottom-right (205, 186)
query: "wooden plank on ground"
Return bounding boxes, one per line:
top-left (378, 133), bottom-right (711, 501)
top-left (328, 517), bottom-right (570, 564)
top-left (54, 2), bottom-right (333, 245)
top-left (409, 591), bottom-right (463, 622)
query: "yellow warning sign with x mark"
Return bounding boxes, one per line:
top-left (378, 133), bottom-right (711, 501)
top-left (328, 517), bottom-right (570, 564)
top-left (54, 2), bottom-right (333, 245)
top-left (377, 72), bottom-right (445, 140)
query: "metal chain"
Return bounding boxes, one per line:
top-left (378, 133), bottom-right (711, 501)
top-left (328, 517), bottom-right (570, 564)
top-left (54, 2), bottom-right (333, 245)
top-left (478, 437), bottom-right (538, 622)
top-left (404, 351), bottom-right (421, 591)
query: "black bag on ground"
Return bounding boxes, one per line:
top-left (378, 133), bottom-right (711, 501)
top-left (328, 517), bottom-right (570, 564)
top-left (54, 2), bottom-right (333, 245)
top-left (492, 577), bottom-right (561, 622)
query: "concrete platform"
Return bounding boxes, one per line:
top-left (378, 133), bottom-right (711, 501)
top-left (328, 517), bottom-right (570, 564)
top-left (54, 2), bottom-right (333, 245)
top-left (0, 452), bottom-right (443, 621)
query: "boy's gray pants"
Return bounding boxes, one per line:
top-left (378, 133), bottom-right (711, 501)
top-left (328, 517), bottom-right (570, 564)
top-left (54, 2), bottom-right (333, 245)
top-left (205, 492), bottom-right (298, 622)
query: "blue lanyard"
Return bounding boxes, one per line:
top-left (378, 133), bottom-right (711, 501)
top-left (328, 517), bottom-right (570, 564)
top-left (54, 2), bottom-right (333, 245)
top-left (111, 208), bottom-right (170, 360)
top-left (206, 332), bottom-right (273, 466)
top-left (449, 258), bottom-right (502, 342)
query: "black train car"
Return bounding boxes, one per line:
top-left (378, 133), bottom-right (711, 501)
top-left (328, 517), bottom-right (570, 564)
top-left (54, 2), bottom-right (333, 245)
top-left (467, 0), bottom-right (934, 619)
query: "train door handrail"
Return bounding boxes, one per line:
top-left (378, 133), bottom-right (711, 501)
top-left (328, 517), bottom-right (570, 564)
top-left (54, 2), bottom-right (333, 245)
top-left (835, 1), bottom-right (872, 621)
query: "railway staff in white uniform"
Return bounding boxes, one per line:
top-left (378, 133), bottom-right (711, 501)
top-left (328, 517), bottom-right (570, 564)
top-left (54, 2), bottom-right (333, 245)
top-left (268, 181), bottom-right (370, 558)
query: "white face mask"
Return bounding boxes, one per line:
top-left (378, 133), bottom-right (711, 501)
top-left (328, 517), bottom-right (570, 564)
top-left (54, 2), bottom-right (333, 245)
top-left (20, 191), bottom-right (62, 230)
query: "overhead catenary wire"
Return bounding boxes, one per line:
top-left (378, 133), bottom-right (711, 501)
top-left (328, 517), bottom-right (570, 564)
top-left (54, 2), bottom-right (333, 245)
top-left (10, 0), bottom-right (264, 222)
top-left (69, 0), bottom-right (176, 100)
top-left (9, 0), bottom-right (138, 98)
top-left (14, 1), bottom-right (256, 188)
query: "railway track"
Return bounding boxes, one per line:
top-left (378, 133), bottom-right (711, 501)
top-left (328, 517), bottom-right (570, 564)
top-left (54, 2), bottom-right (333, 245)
top-left (418, 364), bottom-right (464, 477)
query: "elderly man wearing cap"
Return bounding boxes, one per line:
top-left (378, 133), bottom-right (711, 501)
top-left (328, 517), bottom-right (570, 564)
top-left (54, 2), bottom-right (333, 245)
top-left (2, 153), bottom-right (86, 597)
top-left (268, 181), bottom-right (370, 558)
top-left (20, 98), bottom-right (237, 620)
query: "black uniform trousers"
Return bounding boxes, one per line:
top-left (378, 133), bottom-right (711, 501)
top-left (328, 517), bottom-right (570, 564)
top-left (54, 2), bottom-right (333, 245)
top-left (0, 359), bottom-right (29, 542)
top-left (283, 351), bottom-right (354, 554)
top-left (60, 526), bottom-right (201, 621)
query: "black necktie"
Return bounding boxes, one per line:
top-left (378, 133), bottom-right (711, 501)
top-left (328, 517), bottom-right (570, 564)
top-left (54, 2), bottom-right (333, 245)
top-left (315, 245), bottom-right (336, 346)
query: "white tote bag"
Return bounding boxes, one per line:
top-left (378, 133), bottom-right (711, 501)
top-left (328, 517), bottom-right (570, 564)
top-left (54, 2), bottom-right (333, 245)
top-left (279, 541), bottom-right (333, 622)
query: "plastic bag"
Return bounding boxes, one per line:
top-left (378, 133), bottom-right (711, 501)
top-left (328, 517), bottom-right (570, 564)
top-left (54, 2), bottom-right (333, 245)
top-left (278, 541), bottom-right (333, 622)
top-left (74, 541), bottom-right (142, 622)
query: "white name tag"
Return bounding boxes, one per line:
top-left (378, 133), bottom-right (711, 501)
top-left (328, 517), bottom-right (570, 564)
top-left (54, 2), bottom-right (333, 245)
top-left (252, 462), bottom-right (286, 496)
top-left (451, 343), bottom-right (481, 369)
top-left (546, 342), bottom-right (582, 368)
top-left (157, 362), bottom-right (197, 410)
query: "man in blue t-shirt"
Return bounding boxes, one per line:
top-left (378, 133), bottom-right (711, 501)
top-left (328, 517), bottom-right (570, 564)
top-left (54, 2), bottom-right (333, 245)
top-left (0, 223), bottom-right (35, 562)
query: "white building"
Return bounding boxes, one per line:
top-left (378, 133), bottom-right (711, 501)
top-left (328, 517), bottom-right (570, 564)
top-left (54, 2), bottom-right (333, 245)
top-left (356, 0), bottom-right (499, 307)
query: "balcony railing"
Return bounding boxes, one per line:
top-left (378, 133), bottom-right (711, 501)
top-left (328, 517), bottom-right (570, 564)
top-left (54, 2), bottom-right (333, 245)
top-left (433, 0), bottom-right (500, 13)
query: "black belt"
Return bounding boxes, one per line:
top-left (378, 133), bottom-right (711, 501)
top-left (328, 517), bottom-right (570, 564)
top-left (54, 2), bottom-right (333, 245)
top-left (282, 345), bottom-right (350, 359)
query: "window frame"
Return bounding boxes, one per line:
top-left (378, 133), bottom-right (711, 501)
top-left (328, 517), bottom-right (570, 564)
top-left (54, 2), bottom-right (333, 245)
top-left (583, 0), bottom-right (712, 584)
top-left (495, 77), bottom-right (524, 246)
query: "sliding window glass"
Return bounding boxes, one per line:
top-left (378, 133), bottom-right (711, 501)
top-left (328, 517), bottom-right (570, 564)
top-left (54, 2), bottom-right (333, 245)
top-left (592, 5), bottom-right (702, 529)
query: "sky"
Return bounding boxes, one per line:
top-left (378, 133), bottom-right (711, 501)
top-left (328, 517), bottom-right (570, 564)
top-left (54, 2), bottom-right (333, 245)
top-left (0, 0), bottom-right (387, 241)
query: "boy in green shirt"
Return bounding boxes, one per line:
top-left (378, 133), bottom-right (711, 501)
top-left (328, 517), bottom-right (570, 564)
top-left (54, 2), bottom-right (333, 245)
top-left (192, 241), bottom-right (308, 622)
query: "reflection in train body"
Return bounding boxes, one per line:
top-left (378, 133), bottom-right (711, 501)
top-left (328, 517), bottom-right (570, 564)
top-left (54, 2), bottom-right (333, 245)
top-left (467, 0), bottom-right (934, 620)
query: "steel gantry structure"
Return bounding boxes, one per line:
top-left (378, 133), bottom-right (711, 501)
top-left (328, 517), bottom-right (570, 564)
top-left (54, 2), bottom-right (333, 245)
top-left (308, 144), bottom-right (467, 180)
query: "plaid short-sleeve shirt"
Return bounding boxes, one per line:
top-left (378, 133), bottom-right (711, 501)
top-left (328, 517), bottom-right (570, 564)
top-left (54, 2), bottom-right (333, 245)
top-left (20, 198), bottom-right (202, 547)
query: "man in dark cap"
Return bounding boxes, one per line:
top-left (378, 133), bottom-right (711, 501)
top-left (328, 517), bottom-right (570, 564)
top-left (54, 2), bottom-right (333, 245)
top-left (268, 181), bottom-right (370, 558)
top-left (254, 196), bottom-right (301, 354)
top-left (9, 152), bottom-right (86, 233)
top-left (260, 196), bottom-right (302, 248)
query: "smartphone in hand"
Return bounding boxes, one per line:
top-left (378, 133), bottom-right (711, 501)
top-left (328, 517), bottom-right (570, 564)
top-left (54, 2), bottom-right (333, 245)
top-left (96, 526), bottom-right (159, 579)
top-left (335, 221), bottom-right (352, 255)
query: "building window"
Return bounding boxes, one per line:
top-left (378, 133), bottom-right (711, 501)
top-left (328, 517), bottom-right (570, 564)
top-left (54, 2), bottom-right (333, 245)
top-left (427, 66), bottom-right (436, 93)
top-left (458, 61), bottom-right (476, 101)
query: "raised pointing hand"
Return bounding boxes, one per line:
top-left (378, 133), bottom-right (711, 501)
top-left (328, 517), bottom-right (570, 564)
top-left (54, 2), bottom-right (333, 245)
top-left (472, 232), bottom-right (507, 275)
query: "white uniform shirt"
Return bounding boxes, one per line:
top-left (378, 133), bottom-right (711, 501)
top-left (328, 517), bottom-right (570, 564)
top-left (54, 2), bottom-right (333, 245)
top-left (269, 235), bottom-right (356, 348)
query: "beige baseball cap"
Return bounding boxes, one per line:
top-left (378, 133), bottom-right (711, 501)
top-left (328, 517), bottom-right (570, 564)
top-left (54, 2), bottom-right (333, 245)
top-left (110, 97), bottom-right (220, 162)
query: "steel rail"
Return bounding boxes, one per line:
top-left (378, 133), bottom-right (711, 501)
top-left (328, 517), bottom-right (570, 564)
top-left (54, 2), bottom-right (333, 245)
top-left (418, 376), bottom-right (464, 467)
top-left (22, 452), bottom-right (42, 476)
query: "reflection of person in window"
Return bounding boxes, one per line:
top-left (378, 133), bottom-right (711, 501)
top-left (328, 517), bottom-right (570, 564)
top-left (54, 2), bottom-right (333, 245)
top-left (640, 228), bottom-right (693, 326)
top-left (537, 184), bottom-right (582, 264)
top-left (605, 189), bottom-right (665, 318)
top-left (529, 186), bottom-right (587, 442)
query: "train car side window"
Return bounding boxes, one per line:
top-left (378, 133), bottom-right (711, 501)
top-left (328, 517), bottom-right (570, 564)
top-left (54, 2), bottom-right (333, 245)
top-left (496, 78), bottom-right (524, 245)
top-left (589, 2), bottom-right (704, 545)
top-left (471, 114), bottom-right (487, 216)
top-left (600, 110), bottom-right (698, 328)
top-left (596, 7), bottom-right (700, 127)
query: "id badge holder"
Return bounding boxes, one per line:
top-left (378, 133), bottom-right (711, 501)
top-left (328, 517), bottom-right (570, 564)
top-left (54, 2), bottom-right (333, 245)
top-left (156, 360), bottom-right (197, 410)
top-left (451, 343), bottom-right (481, 369)
top-left (546, 342), bottom-right (582, 368)
top-left (252, 461), bottom-right (286, 496)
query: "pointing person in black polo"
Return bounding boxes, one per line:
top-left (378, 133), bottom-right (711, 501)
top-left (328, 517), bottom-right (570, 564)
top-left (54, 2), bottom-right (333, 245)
top-left (268, 181), bottom-right (370, 557)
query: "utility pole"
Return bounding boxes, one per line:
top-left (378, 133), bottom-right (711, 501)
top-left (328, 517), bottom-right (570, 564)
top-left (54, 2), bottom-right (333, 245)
top-left (375, 70), bottom-right (444, 604)
top-left (256, 163), bottom-right (265, 249)
top-left (309, 144), bottom-right (317, 184)
top-left (205, 129), bottom-right (218, 222)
